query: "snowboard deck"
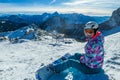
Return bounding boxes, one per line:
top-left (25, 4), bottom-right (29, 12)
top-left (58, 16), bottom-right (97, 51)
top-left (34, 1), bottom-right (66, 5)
top-left (36, 53), bottom-right (71, 80)
top-left (48, 68), bottom-right (109, 80)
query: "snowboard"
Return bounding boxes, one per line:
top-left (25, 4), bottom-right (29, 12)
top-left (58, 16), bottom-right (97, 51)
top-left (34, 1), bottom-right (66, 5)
top-left (48, 68), bottom-right (109, 80)
top-left (51, 53), bottom-right (71, 66)
top-left (36, 53), bottom-right (71, 80)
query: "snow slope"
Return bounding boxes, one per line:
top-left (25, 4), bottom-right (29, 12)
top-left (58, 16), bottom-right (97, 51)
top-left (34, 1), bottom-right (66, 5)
top-left (0, 31), bottom-right (120, 80)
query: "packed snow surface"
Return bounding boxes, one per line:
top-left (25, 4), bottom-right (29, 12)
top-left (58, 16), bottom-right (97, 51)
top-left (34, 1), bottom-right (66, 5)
top-left (0, 31), bottom-right (120, 80)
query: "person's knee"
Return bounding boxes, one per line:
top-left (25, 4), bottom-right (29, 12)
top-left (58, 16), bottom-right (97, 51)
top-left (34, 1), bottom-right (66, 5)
top-left (84, 68), bottom-right (103, 74)
top-left (75, 53), bottom-right (83, 56)
top-left (74, 53), bottom-right (80, 56)
top-left (74, 53), bottom-right (82, 60)
top-left (67, 59), bottom-right (74, 63)
top-left (68, 59), bottom-right (80, 66)
top-left (67, 59), bottom-right (76, 65)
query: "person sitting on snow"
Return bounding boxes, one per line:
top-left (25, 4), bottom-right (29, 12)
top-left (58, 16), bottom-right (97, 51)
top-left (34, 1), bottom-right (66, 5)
top-left (50, 21), bottom-right (105, 74)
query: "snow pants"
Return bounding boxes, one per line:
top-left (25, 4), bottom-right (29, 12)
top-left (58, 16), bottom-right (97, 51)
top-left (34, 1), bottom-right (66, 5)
top-left (53, 53), bottom-right (102, 74)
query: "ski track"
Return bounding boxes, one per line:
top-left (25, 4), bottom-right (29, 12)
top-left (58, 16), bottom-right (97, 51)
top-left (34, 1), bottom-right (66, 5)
top-left (0, 32), bottom-right (120, 80)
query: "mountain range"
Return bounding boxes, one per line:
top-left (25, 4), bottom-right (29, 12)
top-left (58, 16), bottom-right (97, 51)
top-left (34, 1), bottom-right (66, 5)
top-left (0, 7), bottom-right (120, 41)
top-left (0, 12), bottom-right (109, 32)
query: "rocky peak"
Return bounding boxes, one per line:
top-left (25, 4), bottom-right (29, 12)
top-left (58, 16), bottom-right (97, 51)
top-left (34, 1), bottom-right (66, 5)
top-left (52, 11), bottom-right (59, 17)
top-left (109, 7), bottom-right (120, 27)
top-left (100, 7), bottom-right (120, 31)
top-left (109, 7), bottom-right (120, 26)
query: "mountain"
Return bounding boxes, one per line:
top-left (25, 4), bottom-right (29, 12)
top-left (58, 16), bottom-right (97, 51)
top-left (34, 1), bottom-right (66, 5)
top-left (40, 13), bottom-right (109, 41)
top-left (19, 13), bottom-right (51, 24)
top-left (100, 7), bottom-right (120, 31)
top-left (0, 12), bottom-right (109, 33)
top-left (61, 13), bottom-right (109, 24)
top-left (0, 19), bottom-right (28, 32)
top-left (41, 16), bottom-right (66, 33)
top-left (0, 24), bottom-right (37, 42)
top-left (0, 14), bottom-right (50, 32)
top-left (41, 12), bottom-right (109, 30)
top-left (0, 12), bottom-right (111, 41)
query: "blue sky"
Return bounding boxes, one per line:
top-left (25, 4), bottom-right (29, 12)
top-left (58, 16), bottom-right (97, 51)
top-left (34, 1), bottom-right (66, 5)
top-left (0, 0), bottom-right (120, 16)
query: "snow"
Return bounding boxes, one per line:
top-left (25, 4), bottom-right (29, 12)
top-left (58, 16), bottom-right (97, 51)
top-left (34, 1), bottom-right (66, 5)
top-left (0, 30), bottom-right (120, 80)
top-left (0, 25), bottom-right (36, 41)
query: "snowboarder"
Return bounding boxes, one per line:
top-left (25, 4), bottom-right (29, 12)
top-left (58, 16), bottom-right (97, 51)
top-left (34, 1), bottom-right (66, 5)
top-left (50, 21), bottom-right (105, 74)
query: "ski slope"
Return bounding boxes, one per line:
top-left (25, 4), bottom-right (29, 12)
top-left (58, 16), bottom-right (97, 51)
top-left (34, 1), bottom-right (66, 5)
top-left (0, 31), bottom-right (120, 80)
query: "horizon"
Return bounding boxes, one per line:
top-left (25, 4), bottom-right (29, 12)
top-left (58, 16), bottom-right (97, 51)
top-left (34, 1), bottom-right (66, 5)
top-left (0, 11), bottom-right (111, 17)
top-left (0, 0), bottom-right (120, 16)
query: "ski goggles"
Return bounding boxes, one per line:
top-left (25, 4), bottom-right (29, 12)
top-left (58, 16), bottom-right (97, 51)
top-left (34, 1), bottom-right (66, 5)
top-left (84, 29), bottom-right (94, 34)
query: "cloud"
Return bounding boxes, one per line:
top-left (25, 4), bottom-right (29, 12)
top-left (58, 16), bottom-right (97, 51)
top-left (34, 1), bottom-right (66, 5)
top-left (0, 3), bottom-right (113, 16)
top-left (62, 0), bottom-right (95, 6)
top-left (61, 0), bottom-right (120, 15)
top-left (62, 0), bottom-right (120, 9)
top-left (49, 0), bottom-right (56, 5)
top-left (0, 0), bottom-right (119, 16)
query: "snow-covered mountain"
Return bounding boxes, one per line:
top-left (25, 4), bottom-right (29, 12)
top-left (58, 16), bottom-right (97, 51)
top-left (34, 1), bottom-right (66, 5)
top-left (0, 27), bottom-right (120, 80)
top-left (0, 24), bottom-right (37, 43)
top-left (39, 12), bottom-right (109, 41)
top-left (41, 12), bottom-right (109, 31)
top-left (0, 12), bottom-right (109, 32)
top-left (0, 19), bottom-right (28, 32)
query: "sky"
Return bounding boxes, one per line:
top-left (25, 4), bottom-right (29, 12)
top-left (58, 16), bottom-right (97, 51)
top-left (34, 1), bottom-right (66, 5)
top-left (0, 0), bottom-right (120, 16)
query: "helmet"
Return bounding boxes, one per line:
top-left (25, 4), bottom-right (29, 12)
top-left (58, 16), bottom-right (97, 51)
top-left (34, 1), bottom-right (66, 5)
top-left (84, 21), bottom-right (98, 30)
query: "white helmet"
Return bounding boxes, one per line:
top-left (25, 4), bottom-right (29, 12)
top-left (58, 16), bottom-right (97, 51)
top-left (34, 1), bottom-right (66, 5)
top-left (84, 21), bottom-right (98, 30)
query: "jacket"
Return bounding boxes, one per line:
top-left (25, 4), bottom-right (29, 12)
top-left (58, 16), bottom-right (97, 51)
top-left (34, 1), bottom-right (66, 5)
top-left (80, 31), bottom-right (105, 68)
